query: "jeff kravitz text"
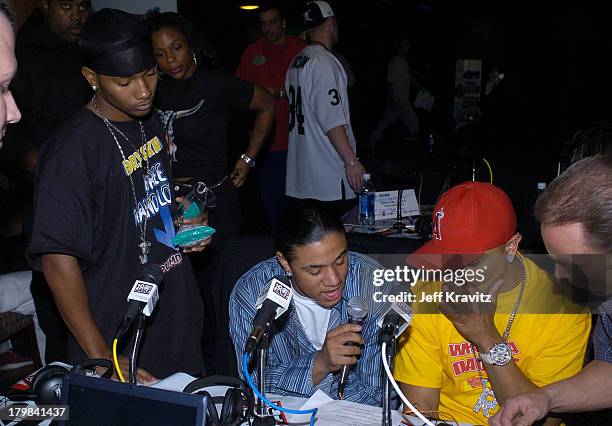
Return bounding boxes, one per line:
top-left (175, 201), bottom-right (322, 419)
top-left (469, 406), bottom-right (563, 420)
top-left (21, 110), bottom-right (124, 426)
top-left (373, 291), bottom-right (492, 304)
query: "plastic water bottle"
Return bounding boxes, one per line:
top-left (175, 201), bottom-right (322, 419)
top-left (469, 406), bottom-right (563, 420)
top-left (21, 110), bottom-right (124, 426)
top-left (536, 182), bottom-right (546, 196)
top-left (529, 182), bottom-right (547, 216)
top-left (426, 131), bottom-right (435, 153)
top-left (358, 174), bottom-right (376, 226)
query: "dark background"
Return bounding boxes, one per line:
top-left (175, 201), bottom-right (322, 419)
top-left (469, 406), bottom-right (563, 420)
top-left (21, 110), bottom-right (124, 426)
top-left (178, 0), bottom-right (612, 166)
top-left (177, 0), bottom-right (612, 243)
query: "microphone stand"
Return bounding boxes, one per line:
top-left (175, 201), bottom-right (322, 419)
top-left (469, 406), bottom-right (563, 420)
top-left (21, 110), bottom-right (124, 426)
top-left (253, 332), bottom-right (275, 426)
top-left (129, 313), bottom-right (146, 385)
top-left (382, 337), bottom-right (396, 426)
top-left (392, 189), bottom-right (406, 234)
top-left (385, 189), bottom-right (410, 236)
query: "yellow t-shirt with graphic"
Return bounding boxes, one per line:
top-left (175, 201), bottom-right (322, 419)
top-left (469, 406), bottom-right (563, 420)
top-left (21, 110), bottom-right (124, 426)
top-left (394, 255), bottom-right (591, 425)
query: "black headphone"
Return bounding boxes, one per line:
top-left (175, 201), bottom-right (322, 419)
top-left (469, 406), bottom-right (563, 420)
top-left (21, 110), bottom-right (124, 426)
top-left (183, 375), bottom-right (254, 426)
top-left (30, 359), bottom-right (113, 405)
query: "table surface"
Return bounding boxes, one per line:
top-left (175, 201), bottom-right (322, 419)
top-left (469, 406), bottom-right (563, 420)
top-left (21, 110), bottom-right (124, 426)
top-left (267, 393), bottom-right (472, 426)
top-left (0, 390), bottom-right (472, 426)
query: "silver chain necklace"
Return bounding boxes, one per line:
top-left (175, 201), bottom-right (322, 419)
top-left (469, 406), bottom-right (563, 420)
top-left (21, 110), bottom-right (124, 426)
top-left (290, 307), bottom-right (302, 358)
top-left (92, 96), bottom-right (151, 264)
top-left (471, 254), bottom-right (527, 418)
top-left (286, 276), bottom-right (302, 358)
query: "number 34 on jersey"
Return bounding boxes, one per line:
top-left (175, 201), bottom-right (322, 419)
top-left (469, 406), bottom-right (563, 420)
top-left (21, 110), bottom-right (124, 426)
top-left (288, 85), bottom-right (342, 136)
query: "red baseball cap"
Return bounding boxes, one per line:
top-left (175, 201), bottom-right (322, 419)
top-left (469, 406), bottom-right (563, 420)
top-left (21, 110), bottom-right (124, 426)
top-left (407, 182), bottom-right (517, 269)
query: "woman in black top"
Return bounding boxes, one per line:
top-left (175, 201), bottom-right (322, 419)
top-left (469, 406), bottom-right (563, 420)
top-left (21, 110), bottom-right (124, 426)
top-left (150, 13), bottom-right (275, 247)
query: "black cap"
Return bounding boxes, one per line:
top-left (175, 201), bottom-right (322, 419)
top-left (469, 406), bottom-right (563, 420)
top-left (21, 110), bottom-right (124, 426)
top-left (300, 1), bottom-right (335, 31)
top-left (79, 8), bottom-right (155, 77)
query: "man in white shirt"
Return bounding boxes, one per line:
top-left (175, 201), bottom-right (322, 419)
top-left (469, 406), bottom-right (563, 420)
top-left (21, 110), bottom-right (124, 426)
top-left (285, 1), bottom-right (364, 218)
top-left (367, 39), bottom-right (422, 149)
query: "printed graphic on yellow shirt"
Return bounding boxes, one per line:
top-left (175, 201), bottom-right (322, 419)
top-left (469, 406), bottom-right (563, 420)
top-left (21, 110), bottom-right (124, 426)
top-left (121, 136), bottom-right (163, 176)
top-left (447, 340), bottom-right (520, 417)
top-left (449, 341), bottom-right (520, 376)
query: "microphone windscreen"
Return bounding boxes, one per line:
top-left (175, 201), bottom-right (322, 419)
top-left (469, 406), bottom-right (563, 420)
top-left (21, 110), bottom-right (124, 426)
top-left (142, 263), bottom-right (163, 284)
top-left (347, 296), bottom-right (368, 321)
top-left (255, 275), bottom-right (293, 315)
top-left (272, 274), bottom-right (291, 286)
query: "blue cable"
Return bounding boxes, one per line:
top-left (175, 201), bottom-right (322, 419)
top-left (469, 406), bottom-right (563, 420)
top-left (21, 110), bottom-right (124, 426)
top-left (242, 353), bottom-right (318, 426)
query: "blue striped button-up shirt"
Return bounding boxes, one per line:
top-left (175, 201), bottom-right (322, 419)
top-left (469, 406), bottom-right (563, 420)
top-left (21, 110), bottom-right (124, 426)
top-left (594, 300), bottom-right (612, 363)
top-left (229, 252), bottom-right (395, 407)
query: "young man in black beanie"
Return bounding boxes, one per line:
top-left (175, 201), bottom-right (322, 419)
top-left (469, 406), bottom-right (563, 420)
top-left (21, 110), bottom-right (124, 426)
top-left (28, 8), bottom-right (209, 382)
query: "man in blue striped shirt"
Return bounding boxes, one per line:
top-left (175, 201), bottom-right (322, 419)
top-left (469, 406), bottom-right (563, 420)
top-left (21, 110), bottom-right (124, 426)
top-left (229, 200), bottom-right (395, 406)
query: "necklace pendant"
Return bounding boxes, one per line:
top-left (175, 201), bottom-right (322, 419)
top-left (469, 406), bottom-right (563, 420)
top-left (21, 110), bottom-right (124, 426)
top-left (139, 240), bottom-right (151, 265)
top-left (473, 378), bottom-right (498, 418)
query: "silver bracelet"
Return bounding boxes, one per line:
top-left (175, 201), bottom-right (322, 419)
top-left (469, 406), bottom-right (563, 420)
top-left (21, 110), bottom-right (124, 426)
top-left (240, 153), bottom-right (256, 168)
top-left (344, 157), bottom-right (359, 167)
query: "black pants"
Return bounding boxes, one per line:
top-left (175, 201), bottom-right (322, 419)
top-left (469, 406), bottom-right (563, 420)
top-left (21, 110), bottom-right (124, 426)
top-left (185, 179), bottom-right (241, 375)
top-left (287, 196), bottom-right (356, 221)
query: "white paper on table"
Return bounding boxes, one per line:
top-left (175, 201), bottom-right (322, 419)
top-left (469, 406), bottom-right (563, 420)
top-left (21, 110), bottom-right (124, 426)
top-left (150, 372), bottom-right (197, 392)
top-left (298, 389), bottom-right (334, 410)
top-left (284, 390), bottom-right (333, 424)
top-left (402, 414), bottom-right (473, 426)
top-left (374, 190), bottom-right (420, 220)
top-left (284, 390), bottom-right (404, 425)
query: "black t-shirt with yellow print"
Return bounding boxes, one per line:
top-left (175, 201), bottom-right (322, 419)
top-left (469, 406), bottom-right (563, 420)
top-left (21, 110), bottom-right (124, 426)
top-left (28, 108), bottom-right (204, 378)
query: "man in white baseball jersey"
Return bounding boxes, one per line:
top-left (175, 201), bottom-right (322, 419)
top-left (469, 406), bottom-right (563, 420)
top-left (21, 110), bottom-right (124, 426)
top-left (285, 1), bottom-right (365, 218)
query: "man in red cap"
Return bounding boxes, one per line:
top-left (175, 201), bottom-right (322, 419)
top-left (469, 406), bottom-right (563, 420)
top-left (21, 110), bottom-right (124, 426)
top-left (393, 182), bottom-right (591, 425)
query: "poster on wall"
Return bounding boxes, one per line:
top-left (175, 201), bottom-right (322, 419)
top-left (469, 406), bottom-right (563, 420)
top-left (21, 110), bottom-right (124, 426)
top-left (453, 59), bottom-right (482, 130)
top-left (92, 0), bottom-right (177, 15)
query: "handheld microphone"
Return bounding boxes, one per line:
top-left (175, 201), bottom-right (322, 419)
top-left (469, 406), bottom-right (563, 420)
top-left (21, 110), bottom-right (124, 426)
top-left (244, 275), bottom-right (293, 354)
top-left (115, 264), bottom-right (164, 339)
top-left (378, 286), bottom-right (413, 344)
top-left (338, 296), bottom-right (369, 399)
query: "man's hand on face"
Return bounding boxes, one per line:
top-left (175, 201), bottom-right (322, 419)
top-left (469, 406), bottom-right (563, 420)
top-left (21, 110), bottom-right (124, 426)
top-left (440, 264), bottom-right (505, 348)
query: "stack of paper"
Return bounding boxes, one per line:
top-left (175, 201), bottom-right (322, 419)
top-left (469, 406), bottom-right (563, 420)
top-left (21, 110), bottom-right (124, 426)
top-left (284, 390), bottom-right (404, 426)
